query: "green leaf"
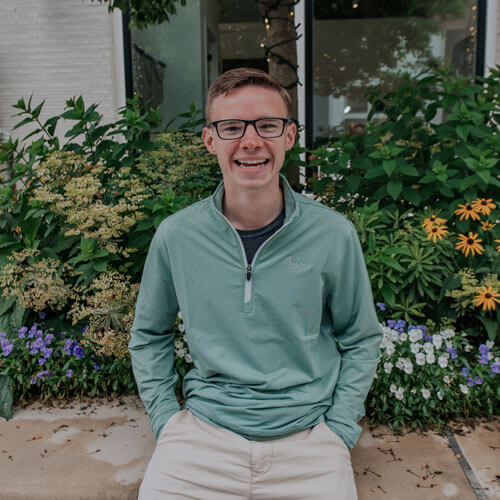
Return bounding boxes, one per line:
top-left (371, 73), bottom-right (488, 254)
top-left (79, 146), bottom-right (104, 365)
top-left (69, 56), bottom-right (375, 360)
top-left (92, 261), bottom-right (108, 273)
top-left (31, 100), bottom-right (45, 119)
top-left (347, 174), bottom-right (361, 193)
top-left (352, 157), bottom-right (371, 170)
top-left (464, 158), bottom-right (479, 171)
top-left (399, 163), bottom-right (420, 177)
top-left (476, 169), bottom-right (491, 184)
top-left (0, 296), bottom-right (16, 317)
top-left (459, 175), bottom-right (478, 191)
top-left (381, 284), bottom-right (396, 307)
top-left (402, 187), bottom-right (421, 205)
top-left (378, 256), bottom-right (405, 272)
top-left (387, 180), bottom-right (403, 200)
top-left (455, 124), bottom-right (472, 141)
top-left (419, 174), bottom-right (436, 184)
top-left (382, 159), bottom-right (397, 177)
top-left (365, 166), bottom-right (385, 179)
top-left (0, 235), bottom-right (19, 250)
top-left (0, 375), bottom-right (13, 420)
top-left (478, 317), bottom-right (499, 342)
top-left (10, 302), bottom-right (26, 333)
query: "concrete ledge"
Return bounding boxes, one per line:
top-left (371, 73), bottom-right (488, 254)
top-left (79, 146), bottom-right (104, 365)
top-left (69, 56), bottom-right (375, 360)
top-left (1, 397), bottom-right (498, 499)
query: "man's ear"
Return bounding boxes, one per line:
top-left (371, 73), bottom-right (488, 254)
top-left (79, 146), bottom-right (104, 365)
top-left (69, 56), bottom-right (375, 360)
top-left (284, 122), bottom-right (297, 151)
top-left (202, 127), bottom-right (217, 155)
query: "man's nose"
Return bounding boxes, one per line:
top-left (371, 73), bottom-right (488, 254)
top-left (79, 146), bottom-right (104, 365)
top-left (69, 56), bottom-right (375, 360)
top-left (240, 123), bottom-right (262, 148)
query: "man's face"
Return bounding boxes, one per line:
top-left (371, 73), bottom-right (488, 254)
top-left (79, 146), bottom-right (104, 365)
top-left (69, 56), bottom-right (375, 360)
top-left (202, 85), bottom-right (296, 195)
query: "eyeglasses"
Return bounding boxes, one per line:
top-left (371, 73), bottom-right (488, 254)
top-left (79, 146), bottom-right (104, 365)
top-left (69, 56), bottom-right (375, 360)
top-left (207, 118), bottom-right (297, 140)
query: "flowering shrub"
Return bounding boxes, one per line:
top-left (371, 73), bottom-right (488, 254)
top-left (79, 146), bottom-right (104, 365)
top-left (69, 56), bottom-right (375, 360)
top-left (0, 320), bottom-right (136, 418)
top-left (367, 316), bottom-right (500, 430)
top-left (0, 97), bottom-right (220, 346)
top-left (69, 272), bottom-right (139, 358)
top-left (0, 249), bottom-right (74, 313)
top-left (421, 198), bottom-right (500, 341)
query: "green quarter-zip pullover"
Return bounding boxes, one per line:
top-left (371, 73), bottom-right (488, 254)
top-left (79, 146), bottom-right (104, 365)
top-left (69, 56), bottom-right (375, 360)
top-left (129, 176), bottom-right (382, 449)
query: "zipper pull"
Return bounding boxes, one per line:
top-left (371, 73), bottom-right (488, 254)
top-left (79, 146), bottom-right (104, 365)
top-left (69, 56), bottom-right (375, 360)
top-left (246, 264), bottom-right (252, 281)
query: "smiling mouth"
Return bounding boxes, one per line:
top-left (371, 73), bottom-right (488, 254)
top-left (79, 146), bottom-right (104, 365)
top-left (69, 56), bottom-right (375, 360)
top-left (235, 159), bottom-right (269, 168)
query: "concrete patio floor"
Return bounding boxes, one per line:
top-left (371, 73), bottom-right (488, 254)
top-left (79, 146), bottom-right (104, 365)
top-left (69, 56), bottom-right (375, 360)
top-left (0, 396), bottom-right (498, 499)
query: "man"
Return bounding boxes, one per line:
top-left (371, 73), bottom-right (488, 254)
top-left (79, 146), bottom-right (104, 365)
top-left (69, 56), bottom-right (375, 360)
top-left (129, 68), bottom-right (382, 499)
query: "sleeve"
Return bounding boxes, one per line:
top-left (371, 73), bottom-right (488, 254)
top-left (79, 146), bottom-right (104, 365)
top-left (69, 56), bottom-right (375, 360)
top-left (128, 225), bottom-right (181, 439)
top-left (324, 223), bottom-right (383, 449)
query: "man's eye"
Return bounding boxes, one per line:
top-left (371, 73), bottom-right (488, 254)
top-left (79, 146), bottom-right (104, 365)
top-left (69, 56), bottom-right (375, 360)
top-left (258, 121), bottom-right (280, 131)
top-left (220, 123), bottom-right (243, 134)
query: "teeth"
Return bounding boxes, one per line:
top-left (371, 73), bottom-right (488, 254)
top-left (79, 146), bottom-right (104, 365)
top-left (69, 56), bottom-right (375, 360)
top-left (237, 160), bottom-right (267, 168)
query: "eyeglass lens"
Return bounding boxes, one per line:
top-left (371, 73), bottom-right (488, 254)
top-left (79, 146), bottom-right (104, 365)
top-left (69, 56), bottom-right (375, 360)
top-left (217, 119), bottom-right (284, 139)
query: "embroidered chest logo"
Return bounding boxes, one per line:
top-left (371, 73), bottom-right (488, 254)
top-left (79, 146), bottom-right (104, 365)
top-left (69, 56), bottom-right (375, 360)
top-left (284, 256), bottom-right (312, 271)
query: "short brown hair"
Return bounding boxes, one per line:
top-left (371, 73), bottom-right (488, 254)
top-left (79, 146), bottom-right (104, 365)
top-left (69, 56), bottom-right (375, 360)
top-left (206, 68), bottom-right (292, 121)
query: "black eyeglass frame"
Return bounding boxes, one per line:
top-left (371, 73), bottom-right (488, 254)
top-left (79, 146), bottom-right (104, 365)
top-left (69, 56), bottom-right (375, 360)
top-left (207, 118), bottom-right (298, 140)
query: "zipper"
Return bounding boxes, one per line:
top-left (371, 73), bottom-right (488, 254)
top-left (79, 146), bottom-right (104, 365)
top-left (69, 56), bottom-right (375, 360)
top-left (215, 207), bottom-right (293, 304)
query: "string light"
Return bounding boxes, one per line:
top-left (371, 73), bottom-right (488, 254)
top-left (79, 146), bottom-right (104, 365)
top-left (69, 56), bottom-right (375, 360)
top-left (256, 0), bottom-right (302, 89)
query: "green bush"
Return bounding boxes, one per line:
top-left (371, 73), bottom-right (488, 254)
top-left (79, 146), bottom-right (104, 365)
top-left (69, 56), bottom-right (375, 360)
top-left (0, 97), bottom-right (220, 348)
top-left (309, 68), bottom-right (500, 342)
top-left (310, 68), bottom-right (500, 218)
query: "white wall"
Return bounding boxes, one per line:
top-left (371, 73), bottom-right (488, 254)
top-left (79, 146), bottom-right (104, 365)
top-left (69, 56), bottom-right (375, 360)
top-left (0, 0), bottom-right (124, 142)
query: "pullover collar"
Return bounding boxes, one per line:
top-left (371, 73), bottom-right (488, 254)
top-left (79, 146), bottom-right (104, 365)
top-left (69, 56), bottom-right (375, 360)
top-left (211, 174), bottom-right (298, 224)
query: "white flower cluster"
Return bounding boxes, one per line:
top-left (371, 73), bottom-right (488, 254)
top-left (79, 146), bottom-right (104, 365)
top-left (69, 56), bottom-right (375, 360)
top-left (390, 384), bottom-right (405, 400)
top-left (174, 316), bottom-right (192, 364)
top-left (378, 322), bottom-right (470, 403)
top-left (381, 324), bottom-right (459, 371)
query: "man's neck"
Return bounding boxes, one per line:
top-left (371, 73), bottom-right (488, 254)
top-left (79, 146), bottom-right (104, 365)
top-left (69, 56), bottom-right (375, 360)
top-left (223, 183), bottom-right (284, 231)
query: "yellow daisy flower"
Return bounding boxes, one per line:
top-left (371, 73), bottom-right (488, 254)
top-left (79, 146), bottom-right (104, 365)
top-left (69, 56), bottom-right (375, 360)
top-left (454, 203), bottom-right (481, 221)
top-left (423, 215), bottom-right (447, 232)
top-left (426, 225), bottom-right (449, 243)
top-left (473, 286), bottom-right (500, 311)
top-left (456, 232), bottom-right (484, 257)
top-left (480, 221), bottom-right (496, 231)
top-left (472, 198), bottom-right (496, 216)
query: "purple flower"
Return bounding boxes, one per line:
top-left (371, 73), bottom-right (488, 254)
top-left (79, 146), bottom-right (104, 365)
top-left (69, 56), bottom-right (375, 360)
top-left (461, 367), bottom-right (470, 377)
top-left (466, 377), bottom-right (475, 387)
top-left (479, 354), bottom-right (489, 365)
top-left (28, 325), bottom-right (37, 339)
top-left (39, 312), bottom-right (46, 320)
top-left (479, 344), bottom-right (489, 355)
top-left (72, 344), bottom-right (84, 359)
top-left (31, 377), bottom-right (37, 385)
top-left (42, 347), bottom-right (53, 359)
top-left (93, 364), bottom-right (100, 370)
top-left (36, 370), bottom-right (50, 381)
top-left (491, 362), bottom-right (500, 375)
top-left (376, 302), bottom-right (386, 311)
top-left (64, 339), bottom-right (74, 355)
top-left (66, 369), bottom-right (73, 378)
top-left (1, 339), bottom-right (13, 356)
top-left (474, 376), bottom-right (483, 385)
top-left (0, 332), bottom-right (5, 339)
top-left (44, 334), bottom-right (54, 344)
top-left (424, 335), bottom-right (433, 342)
top-left (38, 358), bottom-right (46, 366)
top-left (30, 337), bottom-right (43, 354)
top-left (447, 347), bottom-right (458, 360)
top-left (18, 327), bottom-right (28, 339)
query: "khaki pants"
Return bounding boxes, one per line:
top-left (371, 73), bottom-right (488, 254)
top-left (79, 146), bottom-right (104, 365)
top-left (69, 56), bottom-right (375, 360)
top-left (139, 409), bottom-right (357, 499)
